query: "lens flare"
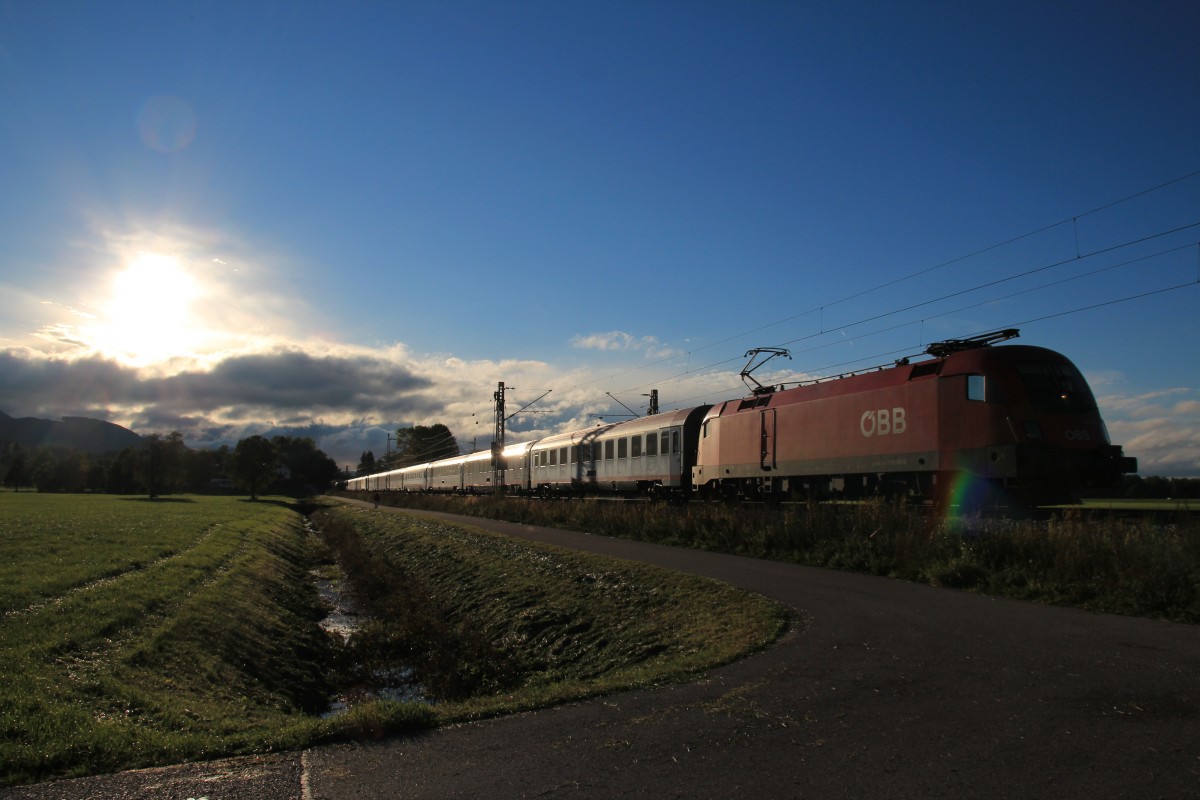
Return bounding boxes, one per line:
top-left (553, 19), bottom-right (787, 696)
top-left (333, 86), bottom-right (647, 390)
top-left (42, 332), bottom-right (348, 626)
top-left (939, 471), bottom-right (1015, 520)
top-left (137, 95), bottom-right (197, 153)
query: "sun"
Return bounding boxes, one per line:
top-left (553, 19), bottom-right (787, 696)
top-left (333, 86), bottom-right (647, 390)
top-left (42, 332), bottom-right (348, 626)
top-left (88, 252), bottom-right (203, 365)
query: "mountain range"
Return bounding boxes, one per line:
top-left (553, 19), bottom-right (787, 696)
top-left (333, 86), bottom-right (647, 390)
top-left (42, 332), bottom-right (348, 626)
top-left (0, 411), bottom-right (144, 453)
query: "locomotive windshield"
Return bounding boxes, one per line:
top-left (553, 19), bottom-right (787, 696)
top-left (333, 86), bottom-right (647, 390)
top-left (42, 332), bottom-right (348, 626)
top-left (1015, 361), bottom-right (1098, 414)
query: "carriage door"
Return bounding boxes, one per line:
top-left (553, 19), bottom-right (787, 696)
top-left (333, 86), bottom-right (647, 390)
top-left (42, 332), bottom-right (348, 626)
top-left (760, 408), bottom-right (777, 471)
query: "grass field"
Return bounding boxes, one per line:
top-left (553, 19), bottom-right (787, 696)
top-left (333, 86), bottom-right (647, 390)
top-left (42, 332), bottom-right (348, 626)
top-left (0, 494), bottom-right (784, 786)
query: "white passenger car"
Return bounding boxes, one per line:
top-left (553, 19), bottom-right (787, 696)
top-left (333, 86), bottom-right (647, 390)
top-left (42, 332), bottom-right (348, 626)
top-left (527, 406), bottom-right (710, 497)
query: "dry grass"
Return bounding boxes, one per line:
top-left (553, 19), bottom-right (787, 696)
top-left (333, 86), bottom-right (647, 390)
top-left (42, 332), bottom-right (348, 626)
top-left (353, 492), bottom-right (1200, 623)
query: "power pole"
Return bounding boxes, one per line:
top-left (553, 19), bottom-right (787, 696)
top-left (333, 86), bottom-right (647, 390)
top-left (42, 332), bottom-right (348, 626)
top-left (492, 382), bottom-right (509, 491)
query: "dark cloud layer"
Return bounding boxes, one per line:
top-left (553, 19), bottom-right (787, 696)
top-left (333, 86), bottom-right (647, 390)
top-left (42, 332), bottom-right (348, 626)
top-left (150, 350), bottom-right (433, 412)
top-left (0, 348), bottom-right (444, 466)
top-left (0, 348), bottom-right (432, 418)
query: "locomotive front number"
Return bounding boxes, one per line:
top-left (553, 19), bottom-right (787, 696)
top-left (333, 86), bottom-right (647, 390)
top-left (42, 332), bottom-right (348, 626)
top-left (860, 407), bottom-right (907, 437)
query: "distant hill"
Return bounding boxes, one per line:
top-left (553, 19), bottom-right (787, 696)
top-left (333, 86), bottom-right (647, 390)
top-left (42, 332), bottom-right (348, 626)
top-left (0, 411), bottom-right (144, 453)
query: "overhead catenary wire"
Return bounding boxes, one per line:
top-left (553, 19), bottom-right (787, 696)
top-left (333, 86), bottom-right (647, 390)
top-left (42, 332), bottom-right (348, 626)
top-left (465, 170), bottom-right (1200, 435)
top-left (564, 169), bottom-right (1200, 395)
top-left (594, 174), bottom-right (1200, 402)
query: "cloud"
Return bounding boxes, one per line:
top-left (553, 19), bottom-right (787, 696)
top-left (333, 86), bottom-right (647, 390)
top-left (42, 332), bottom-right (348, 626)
top-left (570, 330), bottom-right (682, 359)
top-left (1099, 388), bottom-right (1200, 477)
top-left (2, 220), bottom-right (724, 466)
top-left (0, 340), bottom-right (632, 468)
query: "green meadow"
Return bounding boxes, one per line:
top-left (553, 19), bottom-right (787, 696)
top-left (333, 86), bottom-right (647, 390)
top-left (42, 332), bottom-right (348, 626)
top-left (0, 493), bottom-right (784, 786)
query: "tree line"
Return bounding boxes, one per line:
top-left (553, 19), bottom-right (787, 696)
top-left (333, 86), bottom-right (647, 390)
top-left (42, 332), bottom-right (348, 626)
top-left (354, 423), bottom-right (460, 476)
top-left (1118, 474), bottom-right (1200, 500)
top-left (0, 433), bottom-right (341, 499)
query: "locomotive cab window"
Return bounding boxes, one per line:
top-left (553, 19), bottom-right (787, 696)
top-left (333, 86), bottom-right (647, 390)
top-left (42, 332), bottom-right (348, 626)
top-left (967, 374), bottom-right (986, 402)
top-left (1017, 362), bottom-right (1098, 413)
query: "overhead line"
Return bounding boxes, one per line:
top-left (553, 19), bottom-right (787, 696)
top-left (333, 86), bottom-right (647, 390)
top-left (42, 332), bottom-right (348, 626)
top-left (607, 231), bottom-right (1198, 402)
top-left (565, 169), bottom-right (1200, 394)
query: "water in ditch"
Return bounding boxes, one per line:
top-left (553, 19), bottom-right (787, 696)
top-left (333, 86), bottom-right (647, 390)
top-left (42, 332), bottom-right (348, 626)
top-left (307, 519), bottom-right (430, 714)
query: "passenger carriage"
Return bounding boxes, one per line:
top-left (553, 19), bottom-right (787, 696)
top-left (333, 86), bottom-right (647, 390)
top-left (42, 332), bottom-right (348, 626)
top-left (529, 406), bottom-right (710, 497)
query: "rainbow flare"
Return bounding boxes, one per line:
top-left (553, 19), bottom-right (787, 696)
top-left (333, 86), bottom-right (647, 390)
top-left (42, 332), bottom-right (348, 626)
top-left (940, 470), bottom-right (999, 520)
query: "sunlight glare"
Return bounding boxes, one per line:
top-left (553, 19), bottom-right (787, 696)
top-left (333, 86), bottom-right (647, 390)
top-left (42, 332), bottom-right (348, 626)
top-left (91, 252), bottom-right (202, 365)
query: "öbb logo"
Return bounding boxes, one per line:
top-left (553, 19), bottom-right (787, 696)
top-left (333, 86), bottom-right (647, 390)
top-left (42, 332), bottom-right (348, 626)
top-left (860, 407), bottom-right (907, 437)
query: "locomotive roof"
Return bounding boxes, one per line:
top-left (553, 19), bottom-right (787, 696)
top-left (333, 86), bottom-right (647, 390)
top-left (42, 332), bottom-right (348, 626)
top-left (714, 343), bottom-right (1078, 414)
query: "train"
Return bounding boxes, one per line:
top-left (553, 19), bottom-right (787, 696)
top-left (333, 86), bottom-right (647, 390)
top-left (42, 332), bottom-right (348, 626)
top-left (346, 330), bottom-right (1137, 509)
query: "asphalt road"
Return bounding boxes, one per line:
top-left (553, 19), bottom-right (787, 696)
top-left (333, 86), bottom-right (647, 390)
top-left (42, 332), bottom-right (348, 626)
top-left (6, 502), bottom-right (1198, 799)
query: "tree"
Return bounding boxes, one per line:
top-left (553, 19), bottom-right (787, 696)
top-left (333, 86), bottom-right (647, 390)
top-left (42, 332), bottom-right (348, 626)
top-left (271, 435), bottom-right (340, 496)
top-left (393, 424), bottom-right (459, 466)
top-left (106, 447), bottom-right (141, 494)
top-left (357, 450), bottom-right (376, 476)
top-left (3, 446), bottom-right (28, 491)
top-left (138, 432), bottom-right (187, 498)
top-left (30, 450), bottom-right (87, 493)
top-left (233, 435), bottom-right (277, 500)
top-left (183, 444), bottom-right (229, 493)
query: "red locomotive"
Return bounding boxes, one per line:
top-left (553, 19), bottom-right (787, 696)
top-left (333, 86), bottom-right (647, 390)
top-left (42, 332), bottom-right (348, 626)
top-left (692, 329), bottom-right (1136, 507)
top-left (348, 329), bottom-right (1135, 509)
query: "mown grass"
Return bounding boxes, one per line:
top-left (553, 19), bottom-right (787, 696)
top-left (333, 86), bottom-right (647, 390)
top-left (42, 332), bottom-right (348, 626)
top-left (350, 492), bottom-right (1200, 623)
top-left (0, 494), bottom-right (432, 787)
top-left (1, 494), bottom-right (786, 786)
top-left (309, 504), bottom-right (787, 722)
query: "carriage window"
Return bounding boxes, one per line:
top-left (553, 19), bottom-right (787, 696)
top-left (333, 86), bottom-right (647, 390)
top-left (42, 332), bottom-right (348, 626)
top-left (967, 374), bottom-right (986, 402)
top-left (549, 449), bottom-right (557, 466)
top-left (646, 433), bottom-right (657, 456)
top-left (604, 440), bottom-right (614, 460)
top-left (661, 431), bottom-right (670, 453)
top-left (593, 442), bottom-right (601, 461)
top-left (570, 445), bottom-right (577, 463)
top-left (672, 431), bottom-right (680, 453)
top-left (631, 436), bottom-right (641, 457)
top-left (618, 438), bottom-right (628, 458)
top-left (559, 447), bottom-right (568, 464)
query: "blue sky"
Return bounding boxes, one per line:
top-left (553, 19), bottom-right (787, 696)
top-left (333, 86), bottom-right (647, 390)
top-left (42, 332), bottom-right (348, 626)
top-left (1, 0), bottom-right (1197, 475)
